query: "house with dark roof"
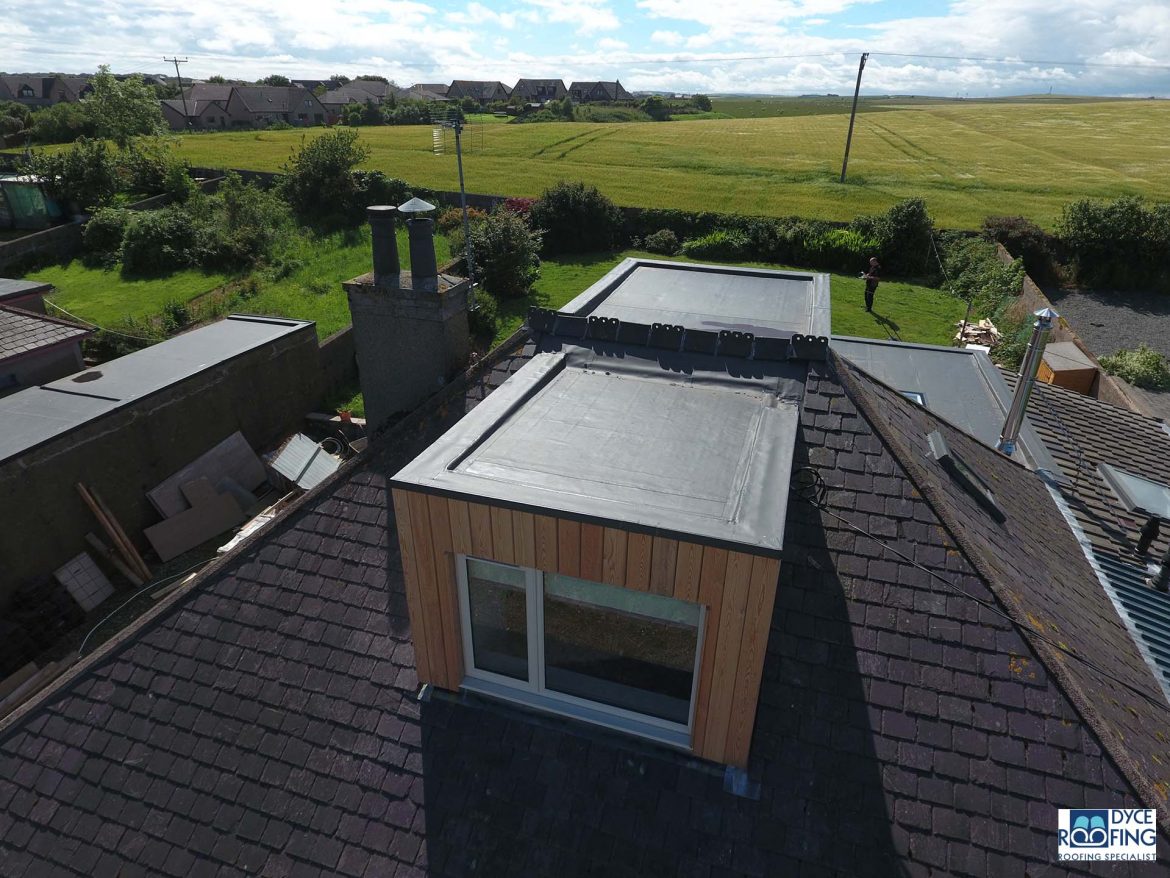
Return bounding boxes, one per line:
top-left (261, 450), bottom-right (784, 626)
top-left (0, 304), bottom-right (89, 393)
top-left (0, 76), bottom-right (68, 109)
top-left (512, 78), bottom-right (567, 103)
top-left (159, 98), bottom-right (231, 131)
top-left (569, 79), bottom-right (634, 102)
top-left (412, 82), bottom-right (449, 97)
top-left (445, 80), bottom-right (512, 103)
top-left (225, 86), bottom-right (327, 128)
top-left (2, 226), bottom-right (1170, 875)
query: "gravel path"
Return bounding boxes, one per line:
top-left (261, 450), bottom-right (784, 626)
top-left (1045, 286), bottom-right (1170, 360)
top-left (1044, 285), bottom-right (1170, 422)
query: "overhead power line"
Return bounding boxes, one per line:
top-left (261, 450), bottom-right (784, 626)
top-left (868, 51), bottom-right (1170, 72)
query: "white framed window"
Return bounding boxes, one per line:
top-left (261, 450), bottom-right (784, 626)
top-left (456, 555), bottom-right (704, 748)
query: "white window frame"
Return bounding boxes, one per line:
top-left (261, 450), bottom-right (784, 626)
top-left (455, 554), bottom-right (704, 750)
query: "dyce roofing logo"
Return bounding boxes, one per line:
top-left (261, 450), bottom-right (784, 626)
top-left (1058, 809), bottom-right (1157, 861)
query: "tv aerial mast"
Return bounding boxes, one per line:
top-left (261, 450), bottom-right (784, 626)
top-left (432, 105), bottom-right (478, 305)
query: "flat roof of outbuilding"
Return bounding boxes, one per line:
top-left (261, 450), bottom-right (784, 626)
top-left (0, 278), bottom-right (52, 302)
top-left (560, 258), bottom-right (831, 340)
top-left (0, 315), bottom-right (313, 465)
top-left (393, 337), bottom-right (806, 556)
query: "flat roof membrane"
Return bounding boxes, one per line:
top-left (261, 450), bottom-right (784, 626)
top-left (562, 260), bottom-right (831, 339)
top-left (394, 341), bottom-right (805, 555)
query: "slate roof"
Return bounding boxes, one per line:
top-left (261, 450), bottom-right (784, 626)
top-left (1005, 371), bottom-right (1170, 698)
top-left (4, 326), bottom-right (1170, 875)
top-left (231, 86), bottom-right (322, 115)
top-left (0, 306), bottom-right (90, 363)
top-left (512, 78), bottom-right (567, 101)
top-left (569, 80), bottom-right (634, 101)
top-left (445, 80), bottom-right (512, 102)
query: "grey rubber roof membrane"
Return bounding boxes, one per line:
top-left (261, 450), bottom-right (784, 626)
top-left (393, 338), bottom-right (806, 556)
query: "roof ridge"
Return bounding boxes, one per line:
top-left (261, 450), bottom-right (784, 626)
top-left (832, 352), bottom-right (1170, 830)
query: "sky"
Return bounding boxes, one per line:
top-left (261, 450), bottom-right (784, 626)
top-left (4, 0), bottom-right (1170, 97)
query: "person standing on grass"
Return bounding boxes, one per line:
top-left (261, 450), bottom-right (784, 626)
top-left (863, 256), bottom-right (881, 312)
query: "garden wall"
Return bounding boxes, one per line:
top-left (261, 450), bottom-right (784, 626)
top-left (0, 222), bottom-right (83, 273)
top-left (317, 325), bottom-right (356, 406)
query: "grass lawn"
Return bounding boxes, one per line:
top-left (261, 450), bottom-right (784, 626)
top-left (494, 250), bottom-right (965, 348)
top-left (25, 226), bottom-right (447, 340)
top-left (30, 262), bottom-right (230, 325)
top-left (165, 99), bottom-right (1170, 229)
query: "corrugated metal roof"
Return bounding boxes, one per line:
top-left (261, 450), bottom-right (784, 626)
top-left (269, 433), bottom-right (341, 489)
top-left (1094, 550), bottom-right (1170, 697)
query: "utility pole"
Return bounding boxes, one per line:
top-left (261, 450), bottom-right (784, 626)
top-left (164, 57), bottom-right (190, 128)
top-left (839, 52), bottom-right (869, 183)
top-left (451, 116), bottom-right (478, 301)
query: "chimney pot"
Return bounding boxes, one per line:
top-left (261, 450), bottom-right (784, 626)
top-left (996, 307), bottom-right (1057, 457)
top-left (407, 217), bottom-right (439, 293)
top-left (368, 205), bottom-right (399, 288)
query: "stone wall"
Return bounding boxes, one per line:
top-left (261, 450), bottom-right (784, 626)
top-left (316, 324), bottom-right (356, 406)
top-left (0, 222), bottom-right (83, 273)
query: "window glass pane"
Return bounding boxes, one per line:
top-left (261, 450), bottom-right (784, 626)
top-left (466, 560), bottom-right (528, 681)
top-left (542, 573), bottom-right (699, 725)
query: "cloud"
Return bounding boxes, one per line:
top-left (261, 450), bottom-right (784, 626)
top-left (517, 0), bottom-right (620, 34)
top-left (447, 2), bottom-right (517, 29)
top-left (598, 37), bottom-right (628, 50)
top-left (650, 30), bottom-right (684, 46)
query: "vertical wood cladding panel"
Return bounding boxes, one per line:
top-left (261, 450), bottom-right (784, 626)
top-left (391, 491), bottom-right (779, 768)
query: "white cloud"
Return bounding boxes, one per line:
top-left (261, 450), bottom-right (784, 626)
top-left (598, 37), bottom-right (629, 50)
top-left (448, 2), bottom-right (517, 29)
top-left (650, 30), bottom-right (684, 46)
top-left (518, 0), bottom-right (620, 34)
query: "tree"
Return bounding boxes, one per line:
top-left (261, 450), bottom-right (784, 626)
top-left (87, 66), bottom-right (165, 149)
top-left (278, 127), bottom-right (371, 229)
top-left (28, 137), bottom-right (119, 211)
top-left (260, 74), bottom-right (291, 86)
top-left (530, 181), bottom-right (624, 254)
top-left (207, 75), bottom-right (228, 84)
top-left (355, 74), bottom-right (389, 83)
top-left (29, 100), bottom-right (97, 144)
top-left (0, 100), bottom-right (30, 139)
top-left (640, 95), bottom-right (669, 121)
top-left (691, 93), bottom-right (712, 111)
top-left (470, 210), bottom-right (542, 298)
top-left (328, 74), bottom-right (351, 88)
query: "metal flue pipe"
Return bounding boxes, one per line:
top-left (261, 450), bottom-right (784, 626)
top-left (996, 307), bottom-right (1058, 457)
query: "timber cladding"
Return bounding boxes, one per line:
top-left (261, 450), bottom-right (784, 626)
top-left (391, 488), bottom-right (780, 768)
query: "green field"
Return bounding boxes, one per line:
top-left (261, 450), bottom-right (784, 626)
top-left (166, 99), bottom-right (1170, 229)
top-left (31, 263), bottom-right (230, 325)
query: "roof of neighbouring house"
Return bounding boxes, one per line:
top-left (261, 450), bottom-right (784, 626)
top-left (447, 79), bottom-right (512, 100)
top-left (1005, 370), bottom-right (1170, 698)
top-left (0, 305), bottom-right (90, 364)
top-left (4, 321), bottom-right (1170, 874)
top-left (0, 278), bottom-right (52, 304)
top-left (569, 80), bottom-right (633, 100)
top-left (0, 315), bottom-right (312, 466)
top-left (161, 98), bottom-right (227, 118)
top-left (230, 86), bottom-right (321, 114)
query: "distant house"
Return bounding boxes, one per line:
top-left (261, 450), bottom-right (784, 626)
top-left (568, 80), bottom-right (634, 102)
top-left (318, 81), bottom-right (409, 121)
top-left (405, 84), bottom-right (450, 102)
top-left (179, 85), bottom-right (325, 128)
top-left (446, 80), bottom-right (513, 103)
top-left (512, 78), bottom-right (567, 103)
top-left (0, 75), bottom-right (67, 109)
top-left (59, 75), bottom-right (93, 102)
top-left (412, 82), bottom-right (449, 97)
top-left (0, 303), bottom-right (91, 394)
top-left (160, 98), bottom-right (232, 131)
top-left (225, 86), bottom-right (327, 127)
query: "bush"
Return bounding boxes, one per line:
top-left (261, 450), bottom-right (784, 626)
top-left (83, 207), bottom-right (133, 265)
top-left (880, 197), bottom-right (934, 276)
top-left (802, 228), bottom-right (879, 273)
top-left (530, 181), bottom-right (623, 254)
top-left (279, 128), bottom-right (371, 229)
top-left (468, 290), bottom-right (499, 339)
top-left (502, 197), bottom-right (535, 218)
top-left (1058, 196), bottom-right (1169, 289)
top-left (574, 105), bottom-right (651, 123)
top-left (352, 171), bottom-right (409, 212)
top-left (121, 205), bottom-right (202, 275)
top-left (28, 138), bottom-right (119, 212)
top-left (202, 172), bottom-right (292, 270)
top-left (118, 141), bottom-right (194, 201)
top-left (682, 229), bottom-right (751, 261)
top-left (1099, 346), bottom-right (1170, 390)
top-left (84, 315), bottom-right (165, 361)
top-left (982, 215), bottom-right (1060, 284)
top-left (437, 206), bottom-right (487, 234)
top-left (642, 229), bottom-right (679, 255)
top-left (29, 100), bottom-right (97, 144)
top-left (470, 210), bottom-right (542, 298)
top-left (160, 299), bottom-right (192, 333)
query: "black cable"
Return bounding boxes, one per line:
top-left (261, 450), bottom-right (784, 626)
top-left (869, 52), bottom-right (1170, 72)
top-left (788, 466), bottom-right (1170, 715)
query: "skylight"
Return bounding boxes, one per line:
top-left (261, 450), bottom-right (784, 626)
top-left (1099, 463), bottom-right (1170, 520)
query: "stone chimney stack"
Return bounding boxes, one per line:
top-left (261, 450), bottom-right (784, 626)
top-left (343, 199), bottom-right (470, 432)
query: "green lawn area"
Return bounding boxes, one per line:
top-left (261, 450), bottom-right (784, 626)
top-left (26, 227), bottom-right (447, 339)
top-left (164, 99), bottom-right (1170, 229)
top-left (494, 250), bottom-right (965, 347)
top-left (31, 262), bottom-right (230, 326)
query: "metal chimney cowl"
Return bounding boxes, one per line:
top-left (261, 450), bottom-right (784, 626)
top-left (996, 307), bottom-right (1058, 457)
top-left (367, 205), bottom-right (400, 288)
